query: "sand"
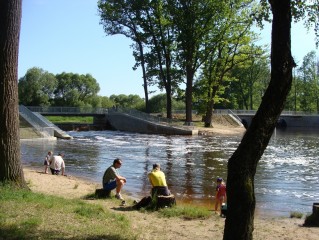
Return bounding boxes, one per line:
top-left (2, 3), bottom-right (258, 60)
top-left (23, 167), bottom-right (319, 240)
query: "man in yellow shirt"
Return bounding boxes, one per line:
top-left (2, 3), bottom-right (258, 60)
top-left (148, 163), bottom-right (171, 197)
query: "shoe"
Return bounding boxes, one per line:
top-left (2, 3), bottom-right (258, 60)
top-left (115, 193), bottom-right (124, 200)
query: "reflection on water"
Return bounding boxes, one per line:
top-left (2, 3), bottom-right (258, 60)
top-left (21, 128), bottom-right (319, 217)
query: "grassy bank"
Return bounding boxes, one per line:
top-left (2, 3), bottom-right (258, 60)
top-left (0, 184), bottom-right (134, 240)
top-left (0, 184), bottom-right (211, 240)
top-left (45, 116), bottom-right (93, 124)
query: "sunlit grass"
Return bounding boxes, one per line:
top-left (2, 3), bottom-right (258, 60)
top-left (142, 203), bottom-right (212, 220)
top-left (0, 184), bottom-right (135, 240)
top-left (45, 116), bottom-right (93, 124)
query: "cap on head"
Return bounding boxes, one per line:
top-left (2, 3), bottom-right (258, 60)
top-left (217, 177), bottom-right (223, 182)
top-left (153, 163), bottom-right (160, 170)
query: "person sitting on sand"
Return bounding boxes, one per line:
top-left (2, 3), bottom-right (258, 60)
top-left (214, 177), bottom-right (227, 213)
top-left (49, 153), bottom-right (65, 176)
top-left (148, 163), bottom-right (171, 197)
top-left (43, 151), bottom-right (52, 174)
top-left (102, 158), bottom-right (126, 201)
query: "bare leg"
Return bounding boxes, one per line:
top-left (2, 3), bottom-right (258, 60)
top-left (116, 179), bottom-right (125, 194)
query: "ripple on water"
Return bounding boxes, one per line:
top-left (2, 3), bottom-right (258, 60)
top-left (21, 129), bottom-right (319, 217)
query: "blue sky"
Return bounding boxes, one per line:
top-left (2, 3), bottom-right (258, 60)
top-left (19, 0), bottom-right (318, 98)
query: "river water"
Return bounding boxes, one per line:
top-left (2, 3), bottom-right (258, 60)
top-left (21, 128), bottom-right (319, 217)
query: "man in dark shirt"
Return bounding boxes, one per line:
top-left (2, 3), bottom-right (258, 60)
top-left (102, 158), bottom-right (126, 200)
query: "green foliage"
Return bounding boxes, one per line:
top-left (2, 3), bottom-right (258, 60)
top-left (19, 68), bottom-right (101, 108)
top-left (110, 94), bottom-right (144, 109)
top-left (100, 96), bottom-right (116, 108)
top-left (286, 51), bottom-right (319, 112)
top-left (148, 93), bottom-right (185, 114)
top-left (18, 67), bottom-right (57, 106)
top-left (54, 72), bottom-right (100, 107)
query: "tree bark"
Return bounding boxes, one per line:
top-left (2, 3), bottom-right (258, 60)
top-left (223, 0), bottom-right (294, 239)
top-left (137, 41), bottom-right (150, 113)
top-left (0, 0), bottom-right (27, 187)
top-left (185, 68), bottom-right (194, 124)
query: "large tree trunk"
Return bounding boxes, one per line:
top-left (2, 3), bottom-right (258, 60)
top-left (223, 1), bottom-right (294, 239)
top-left (0, 0), bottom-right (27, 187)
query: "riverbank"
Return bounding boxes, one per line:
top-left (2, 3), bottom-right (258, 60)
top-left (23, 168), bottom-right (319, 240)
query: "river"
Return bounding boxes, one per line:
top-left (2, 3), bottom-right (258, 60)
top-left (21, 128), bottom-right (319, 217)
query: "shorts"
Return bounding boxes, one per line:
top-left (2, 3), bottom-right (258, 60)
top-left (50, 168), bottom-right (60, 175)
top-left (44, 160), bottom-right (50, 166)
top-left (103, 180), bottom-right (117, 191)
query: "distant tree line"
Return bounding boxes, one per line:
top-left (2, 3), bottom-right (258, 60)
top-left (19, 47), bottom-right (319, 117)
top-left (18, 67), bottom-right (186, 113)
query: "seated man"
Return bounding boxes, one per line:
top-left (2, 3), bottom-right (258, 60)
top-left (102, 158), bottom-right (126, 200)
top-left (49, 153), bottom-right (65, 176)
top-left (148, 163), bottom-right (171, 197)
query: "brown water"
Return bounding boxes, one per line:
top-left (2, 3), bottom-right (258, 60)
top-left (21, 128), bottom-right (319, 217)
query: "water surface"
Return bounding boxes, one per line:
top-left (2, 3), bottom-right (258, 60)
top-left (21, 128), bottom-right (319, 217)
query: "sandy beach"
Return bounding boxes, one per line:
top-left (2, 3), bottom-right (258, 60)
top-left (23, 167), bottom-right (319, 240)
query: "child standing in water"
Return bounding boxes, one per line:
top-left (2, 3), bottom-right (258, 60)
top-left (215, 177), bottom-right (227, 213)
top-left (43, 151), bottom-right (52, 174)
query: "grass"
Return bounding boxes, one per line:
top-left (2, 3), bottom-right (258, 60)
top-left (157, 205), bottom-right (212, 220)
top-left (0, 184), bottom-right (213, 240)
top-left (0, 184), bottom-right (135, 240)
top-left (290, 211), bottom-right (303, 219)
top-left (45, 116), bottom-right (93, 124)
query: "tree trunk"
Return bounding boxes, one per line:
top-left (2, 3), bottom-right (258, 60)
top-left (185, 68), bottom-right (193, 124)
top-left (0, 0), bottom-right (27, 187)
top-left (223, 1), bottom-right (294, 239)
top-left (137, 41), bottom-right (150, 113)
top-left (204, 86), bottom-right (218, 127)
top-left (204, 100), bottom-right (214, 127)
top-left (166, 83), bottom-right (172, 119)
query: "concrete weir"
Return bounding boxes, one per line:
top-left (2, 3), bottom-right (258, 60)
top-left (106, 112), bottom-right (198, 135)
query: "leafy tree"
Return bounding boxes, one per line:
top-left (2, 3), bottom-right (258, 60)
top-left (54, 72), bottom-right (100, 107)
top-left (140, 0), bottom-right (182, 119)
top-left (224, 1), bottom-right (319, 239)
top-left (18, 67), bottom-right (57, 106)
top-left (229, 48), bottom-right (270, 110)
top-left (148, 93), bottom-right (185, 113)
top-left (109, 94), bottom-right (144, 109)
top-left (167, 0), bottom-right (228, 124)
top-left (297, 51), bottom-right (319, 112)
top-left (0, 0), bottom-right (27, 187)
top-left (100, 96), bottom-right (116, 108)
top-left (98, 0), bottom-right (151, 113)
top-left (199, 5), bottom-right (259, 127)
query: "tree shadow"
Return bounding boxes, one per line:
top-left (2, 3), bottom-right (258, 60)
top-left (0, 224), bottom-right (132, 240)
top-left (111, 206), bottom-right (136, 212)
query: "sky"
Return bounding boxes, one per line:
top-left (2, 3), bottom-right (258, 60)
top-left (18, 0), bottom-right (318, 98)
